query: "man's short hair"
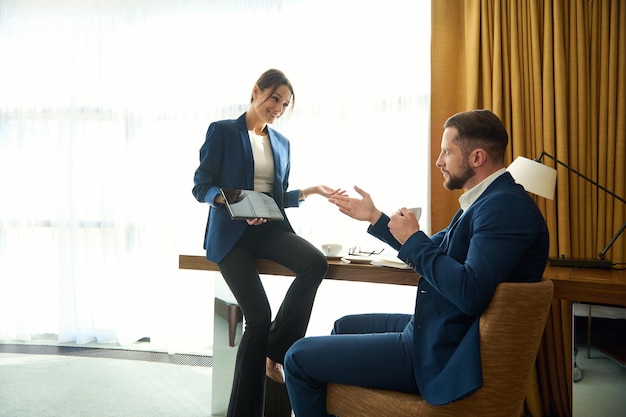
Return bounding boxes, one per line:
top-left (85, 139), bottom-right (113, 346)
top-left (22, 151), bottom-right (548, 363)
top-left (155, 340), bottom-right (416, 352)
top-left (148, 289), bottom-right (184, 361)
top-left (444, 110), bottom-right (508, 164)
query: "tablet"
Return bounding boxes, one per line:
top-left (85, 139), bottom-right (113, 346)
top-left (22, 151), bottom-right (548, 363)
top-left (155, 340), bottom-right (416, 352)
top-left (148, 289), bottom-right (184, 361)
top-left (220, 188), bottom-right (284, 221)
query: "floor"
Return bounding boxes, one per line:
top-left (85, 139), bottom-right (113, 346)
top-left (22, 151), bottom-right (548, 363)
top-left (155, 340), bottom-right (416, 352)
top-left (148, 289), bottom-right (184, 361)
top-left (0, 343), bottom-right (212, 417)
top-left (1, 315), bottom-right (623, 416)
top-left (572, 317), bottom-right (626, 417)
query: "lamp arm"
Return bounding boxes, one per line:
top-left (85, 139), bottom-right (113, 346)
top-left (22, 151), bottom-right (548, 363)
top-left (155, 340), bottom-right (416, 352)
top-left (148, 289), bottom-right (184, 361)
top-left (599, 221), bottom-right (626, 260)
top-left (537, 151), bottom-right (626, 262)
top-left (537, 151), bottom-right (626, 205)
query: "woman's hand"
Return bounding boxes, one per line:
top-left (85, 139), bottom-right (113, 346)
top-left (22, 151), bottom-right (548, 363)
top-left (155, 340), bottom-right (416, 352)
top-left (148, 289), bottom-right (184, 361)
top-left (301, 185), bottom-right (347, 199)
top-left (328, 185), bottom-right (382, 225)
top-left (246, 218), bottom-right (267, 226)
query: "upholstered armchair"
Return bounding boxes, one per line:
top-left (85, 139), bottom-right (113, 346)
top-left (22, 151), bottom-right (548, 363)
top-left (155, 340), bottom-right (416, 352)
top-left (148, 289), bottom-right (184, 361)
top-left (326, 279), bottom-right (554, 417)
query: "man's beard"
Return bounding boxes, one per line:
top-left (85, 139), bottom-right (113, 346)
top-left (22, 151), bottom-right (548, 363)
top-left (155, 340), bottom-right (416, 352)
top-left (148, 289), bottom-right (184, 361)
top-left (443, 163), bottom-right (475, 190)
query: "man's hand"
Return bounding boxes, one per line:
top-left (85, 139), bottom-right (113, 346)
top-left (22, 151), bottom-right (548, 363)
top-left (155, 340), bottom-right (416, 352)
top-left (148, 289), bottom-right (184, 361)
top-left (388, 208), bottom-right (420, 244)
top-left (329, 185), bottom-right (382, 225)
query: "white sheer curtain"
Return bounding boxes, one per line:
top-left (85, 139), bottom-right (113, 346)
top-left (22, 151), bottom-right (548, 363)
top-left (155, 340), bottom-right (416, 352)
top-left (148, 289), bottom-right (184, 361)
top-left (0, 0), bottom-right (430, 350)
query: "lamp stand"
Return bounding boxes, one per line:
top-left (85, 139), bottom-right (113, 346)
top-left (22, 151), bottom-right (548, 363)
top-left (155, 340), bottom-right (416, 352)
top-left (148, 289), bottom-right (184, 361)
top-left (549, 257), bottom-right (613, 269)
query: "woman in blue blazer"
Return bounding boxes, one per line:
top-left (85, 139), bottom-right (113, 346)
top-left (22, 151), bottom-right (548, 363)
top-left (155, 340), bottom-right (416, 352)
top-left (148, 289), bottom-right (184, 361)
top-left (192, 69), bottom-right (339, 417)
top-left (283, 109), bottom-right (550, 417)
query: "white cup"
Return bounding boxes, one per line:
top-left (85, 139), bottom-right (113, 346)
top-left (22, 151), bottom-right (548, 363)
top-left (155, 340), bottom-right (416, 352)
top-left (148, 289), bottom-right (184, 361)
top-left (407, 207), bottom-right (422, 220)
top-left (321, 243), bottom-right (342, 257)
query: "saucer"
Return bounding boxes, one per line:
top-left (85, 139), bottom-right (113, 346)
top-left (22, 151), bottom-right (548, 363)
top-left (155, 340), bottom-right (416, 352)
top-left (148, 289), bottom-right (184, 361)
top-left (341, 256), bottom-right (374, 264)
top-left (325, 255), bottom-right (343, 261)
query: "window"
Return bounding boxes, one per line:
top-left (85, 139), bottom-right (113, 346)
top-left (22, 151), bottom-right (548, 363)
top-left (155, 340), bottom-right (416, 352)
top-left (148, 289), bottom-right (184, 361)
top-left (0, 0), bottom-right (430, 348)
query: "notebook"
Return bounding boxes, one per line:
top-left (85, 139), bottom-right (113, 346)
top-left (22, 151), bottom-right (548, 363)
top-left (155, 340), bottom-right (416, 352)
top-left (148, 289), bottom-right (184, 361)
top-left (220, 188), bottom-right (284, 221)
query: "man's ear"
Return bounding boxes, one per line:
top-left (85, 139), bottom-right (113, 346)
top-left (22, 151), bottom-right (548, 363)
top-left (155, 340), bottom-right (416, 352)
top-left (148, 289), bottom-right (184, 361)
top-left (471, 149), bottom-right (487, 167)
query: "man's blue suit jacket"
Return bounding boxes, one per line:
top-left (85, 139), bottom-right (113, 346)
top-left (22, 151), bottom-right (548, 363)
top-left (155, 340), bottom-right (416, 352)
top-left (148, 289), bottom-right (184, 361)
top-left (368, 172), bottom-right (549, 405)
top-left (192, 113), bottom-right (300, 263)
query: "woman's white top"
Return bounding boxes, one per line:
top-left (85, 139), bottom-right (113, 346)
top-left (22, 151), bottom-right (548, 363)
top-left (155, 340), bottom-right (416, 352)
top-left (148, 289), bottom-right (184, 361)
top-left (248, 130), bottom-right (274, 193)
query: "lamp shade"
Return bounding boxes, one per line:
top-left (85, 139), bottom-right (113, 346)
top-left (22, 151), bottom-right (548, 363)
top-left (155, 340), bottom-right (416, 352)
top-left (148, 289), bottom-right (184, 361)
top-left (507, 156), bottom-right (557, 200)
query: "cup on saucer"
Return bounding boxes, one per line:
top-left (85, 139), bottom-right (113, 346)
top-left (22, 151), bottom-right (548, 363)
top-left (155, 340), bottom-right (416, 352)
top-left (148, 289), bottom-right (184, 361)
top-left (321, 243), bottom-right (342, 257)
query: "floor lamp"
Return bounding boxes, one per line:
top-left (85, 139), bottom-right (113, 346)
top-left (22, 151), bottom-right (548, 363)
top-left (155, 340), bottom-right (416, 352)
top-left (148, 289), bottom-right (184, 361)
top-left (507, 151), bottom-right (624, 269)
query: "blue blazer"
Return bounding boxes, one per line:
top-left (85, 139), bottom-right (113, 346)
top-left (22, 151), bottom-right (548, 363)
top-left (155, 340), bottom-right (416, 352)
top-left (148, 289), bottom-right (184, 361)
top-left (368, 172), bottom-right (549, 405)
top-left (192, 113), bottom-right (300, 263)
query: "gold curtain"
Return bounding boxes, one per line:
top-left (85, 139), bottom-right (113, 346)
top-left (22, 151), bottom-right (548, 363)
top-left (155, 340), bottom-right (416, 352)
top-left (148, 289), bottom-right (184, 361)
top-left (431, 1), bottom-right (626, 416)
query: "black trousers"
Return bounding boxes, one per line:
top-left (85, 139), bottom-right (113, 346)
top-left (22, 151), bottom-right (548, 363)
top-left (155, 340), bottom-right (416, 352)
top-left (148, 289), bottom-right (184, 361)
top-left (217, 222), bottom-right (327, 417)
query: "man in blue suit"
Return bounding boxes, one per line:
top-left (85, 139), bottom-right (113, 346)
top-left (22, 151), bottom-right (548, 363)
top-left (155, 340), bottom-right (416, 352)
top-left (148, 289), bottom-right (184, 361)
top-left (283, 109), bottom-right (550, 416)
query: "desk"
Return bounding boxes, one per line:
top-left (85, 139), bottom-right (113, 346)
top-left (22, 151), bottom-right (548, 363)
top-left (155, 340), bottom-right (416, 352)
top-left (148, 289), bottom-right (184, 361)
top-left (179, 255), bottom-right (419, 286)
top-left (179, 255), bottom-right (626, 301)
top-left (178, 255), bottom-right (626, 417)
top-left (545, 266), bottom-right (626, 306)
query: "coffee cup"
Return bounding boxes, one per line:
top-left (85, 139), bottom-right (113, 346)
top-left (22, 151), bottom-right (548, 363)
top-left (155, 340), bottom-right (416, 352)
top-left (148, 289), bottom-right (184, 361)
top-left (406, 207), bottom-right (422, 220)
top-left (321, 243), bottom-right (342, 257)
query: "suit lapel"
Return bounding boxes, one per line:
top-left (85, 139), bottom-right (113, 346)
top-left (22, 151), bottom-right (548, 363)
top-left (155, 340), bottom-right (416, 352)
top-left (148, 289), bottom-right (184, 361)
top-left (236, 114), bottom-right (255, 188)
top-left (440, 209), bottom-right (464, 250)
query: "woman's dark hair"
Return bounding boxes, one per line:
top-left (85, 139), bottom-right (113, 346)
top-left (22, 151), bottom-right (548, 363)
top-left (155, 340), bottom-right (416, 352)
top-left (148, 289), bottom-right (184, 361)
top-left (250, 69), bottom-right (295, 112)
top-left (444, 109), bottom-right (508, 164)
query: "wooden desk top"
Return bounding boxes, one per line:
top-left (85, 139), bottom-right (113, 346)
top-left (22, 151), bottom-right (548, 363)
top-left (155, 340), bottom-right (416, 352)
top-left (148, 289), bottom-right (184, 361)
top-left (543, 264), bottom-right (626, 306)
top-left (178, 255), bottom-right (419, 286)
top-left (179, 255), bottom-right (626, 304)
